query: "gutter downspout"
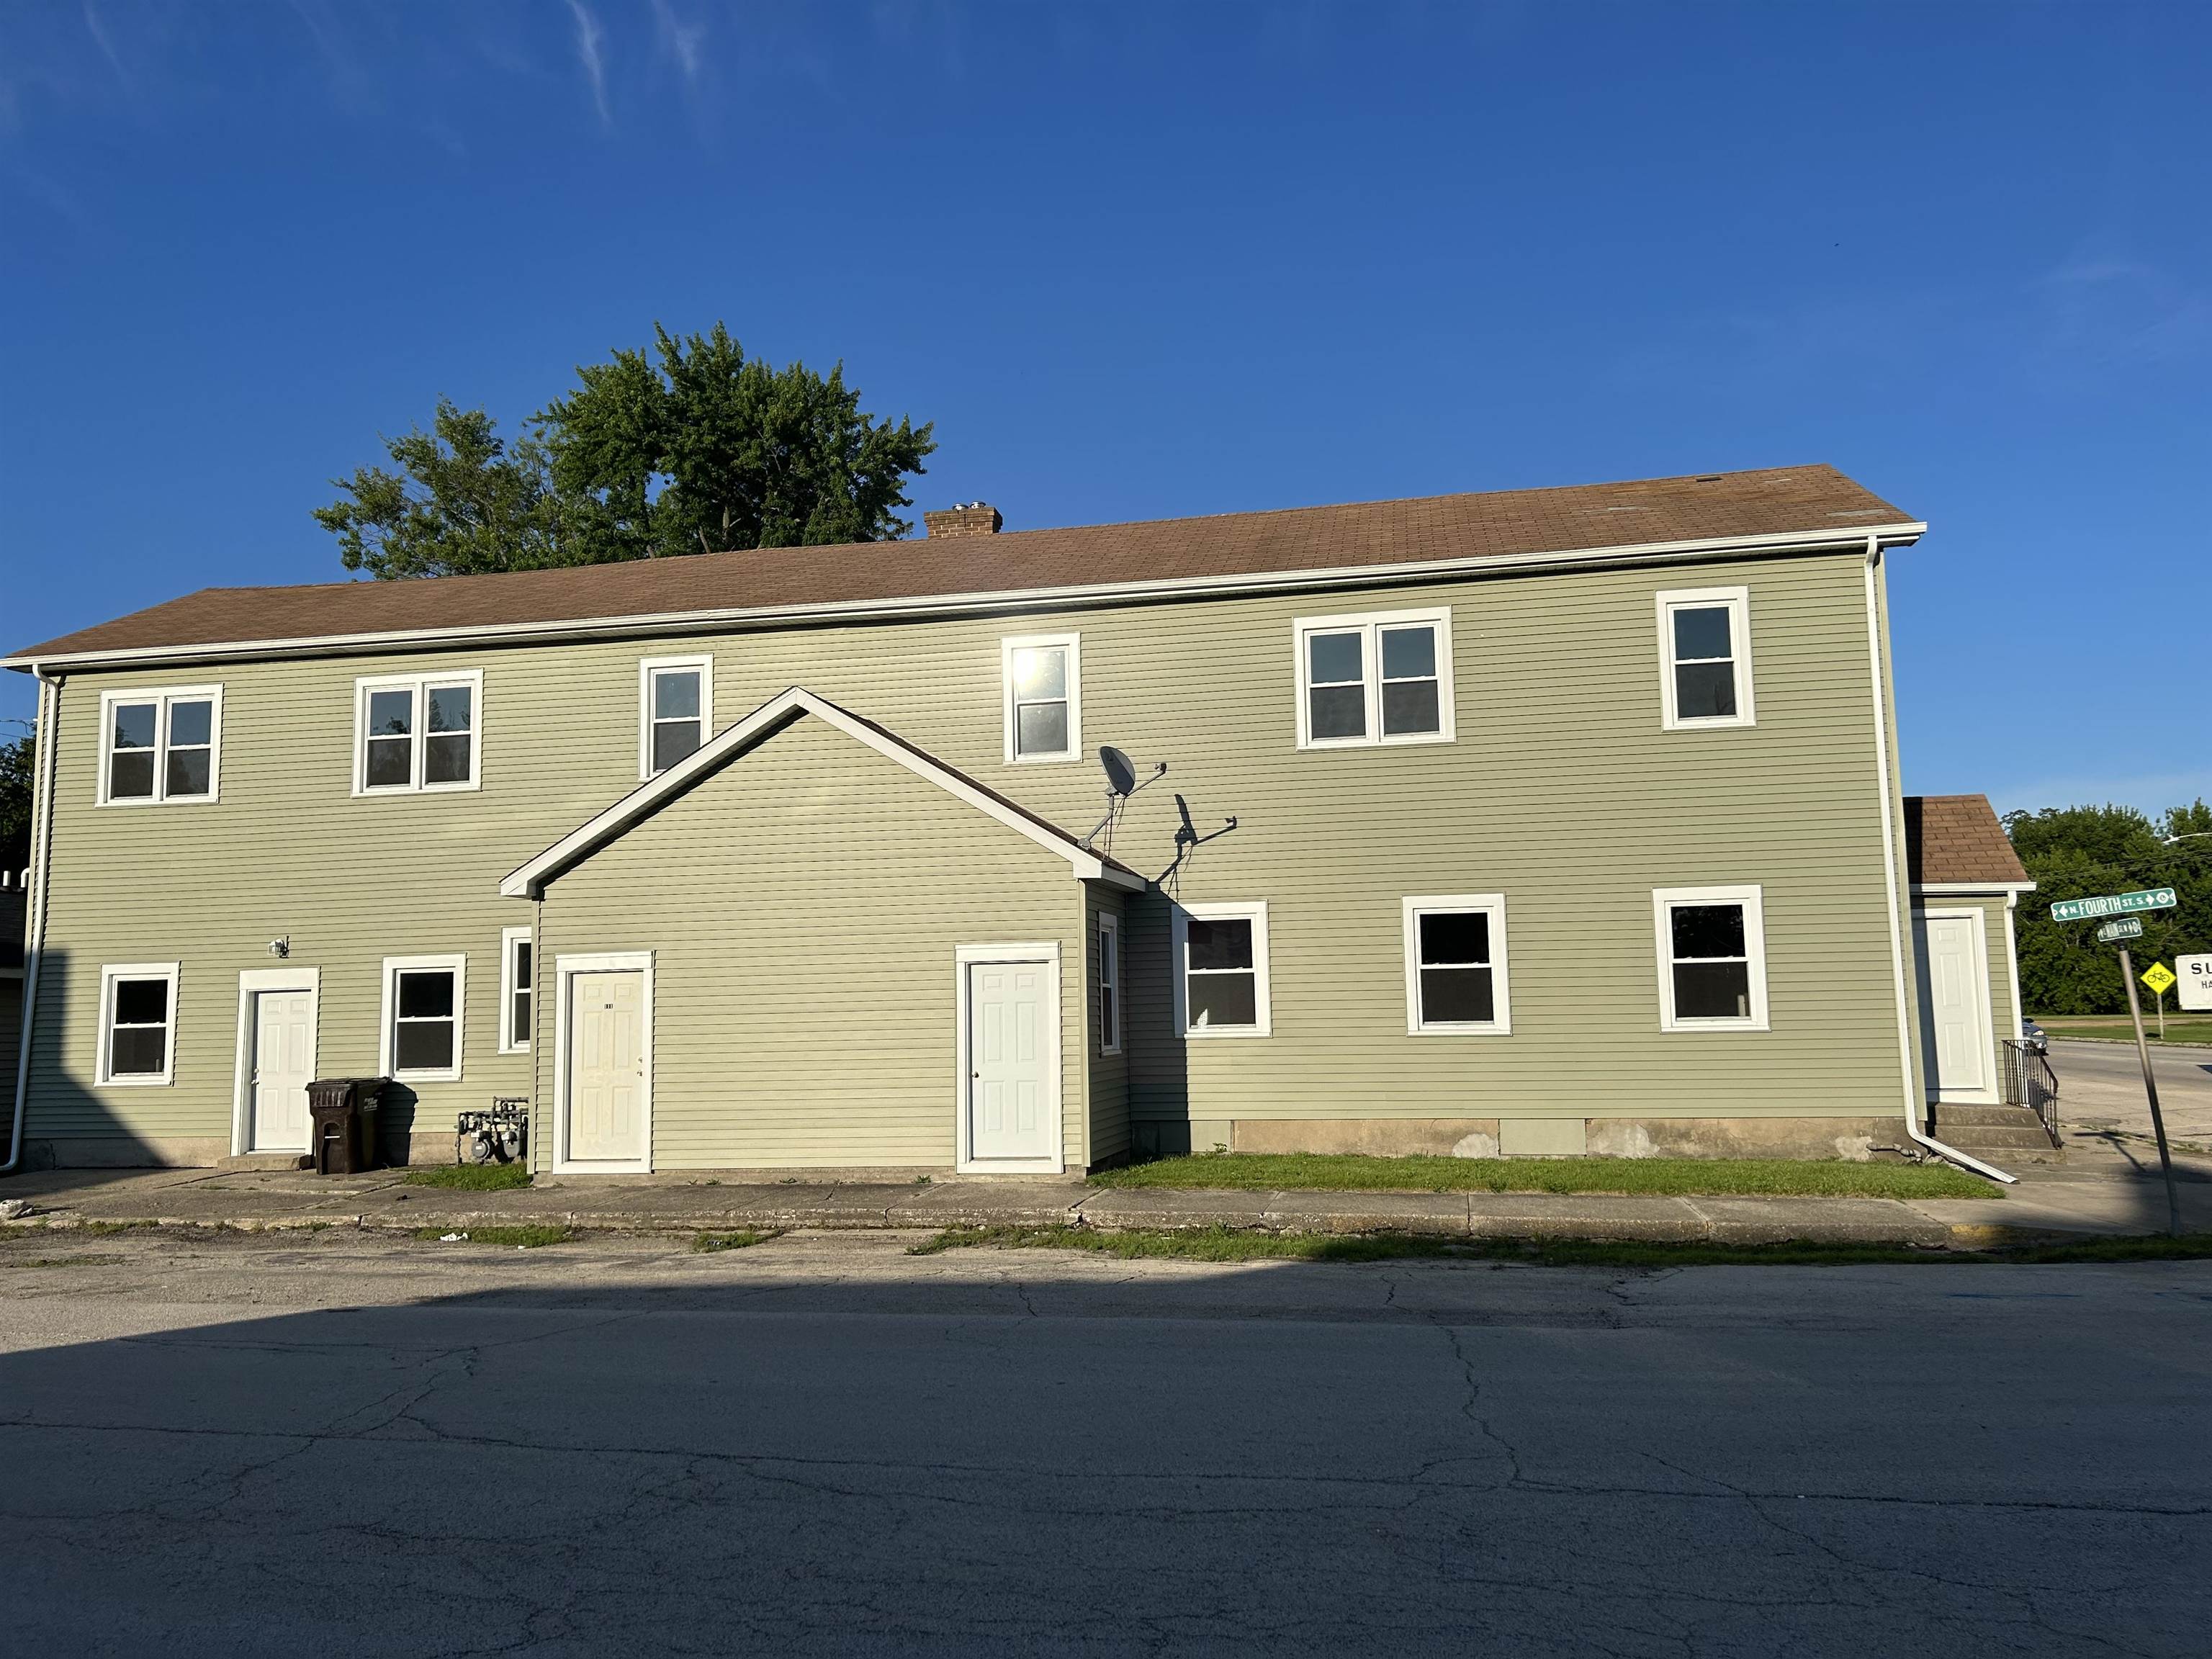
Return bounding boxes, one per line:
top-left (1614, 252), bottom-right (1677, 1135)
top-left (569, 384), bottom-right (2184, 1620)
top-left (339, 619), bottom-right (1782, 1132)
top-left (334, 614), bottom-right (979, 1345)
top-left (1863, 541), bottom-right (2015, 1184)
top-left (4, 669), bottom-right (61, 1175)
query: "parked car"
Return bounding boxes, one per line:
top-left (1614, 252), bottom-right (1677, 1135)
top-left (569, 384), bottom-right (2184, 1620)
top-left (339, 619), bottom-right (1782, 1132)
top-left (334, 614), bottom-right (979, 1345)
top-left (2020, 1017), bottom-right (2049, 1056)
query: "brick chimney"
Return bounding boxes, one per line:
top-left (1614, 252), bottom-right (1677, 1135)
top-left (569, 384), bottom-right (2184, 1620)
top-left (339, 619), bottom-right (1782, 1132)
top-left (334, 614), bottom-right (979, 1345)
top-left (923, 502), bottom-right (1003, 539)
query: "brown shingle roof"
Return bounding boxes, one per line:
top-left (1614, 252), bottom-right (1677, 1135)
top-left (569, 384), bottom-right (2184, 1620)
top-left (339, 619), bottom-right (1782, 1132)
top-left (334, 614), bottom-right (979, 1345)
top-left (7, 464), bottom-right (1915, 666)
top-left (1905, 795), bottom-right (2031, 887)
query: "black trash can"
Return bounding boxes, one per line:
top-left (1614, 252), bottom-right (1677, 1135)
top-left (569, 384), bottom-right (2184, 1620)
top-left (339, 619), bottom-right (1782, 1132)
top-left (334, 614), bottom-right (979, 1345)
top-left (305, 1078), bottom-right (389, 1175)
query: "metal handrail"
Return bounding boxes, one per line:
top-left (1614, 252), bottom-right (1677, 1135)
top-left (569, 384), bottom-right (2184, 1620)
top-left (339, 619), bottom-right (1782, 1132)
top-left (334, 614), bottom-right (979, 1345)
top-left (2000, 1040), bottom-right (2061, 1146)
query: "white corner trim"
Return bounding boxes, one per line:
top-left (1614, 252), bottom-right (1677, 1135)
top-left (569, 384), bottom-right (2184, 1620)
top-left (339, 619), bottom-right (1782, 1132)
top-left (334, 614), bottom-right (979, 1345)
top-left (94, 683), bottom-right (225, 807)
top-left (501, 686), bottom-right (1144, 897)
top-left (378, 953), bottom-right (467, 1084)
top-left (352, 668), bottom-right (484, 796)
top-left (1401, 894), bottom-right (1512, 1035)
top-left (1655, 585), bottom-right (1755, 731)
top-left (1001, 633), bottom-right (1082, 765)
top-left (498, 925), bottom-right (534, 1053)
top-left (953, 940), bottom-right (1066, 1175)
top-left (550, 950), bottom-right (655, 1174)
top-left (1291, 606), bottom-right (1455, 750)
top-left (2003, 891), bottom-right (2026, 1037)
top-left (230, 966), bottom-right (322, 1156)
top-left (94, 961), bottom-right (181, 1087)
top-left (1171, 901), bottom-right (1272, 1038)
top-left (1652, 885), bottom-right (1769, 1032)
top-left (638, 654), bottom-right (714, 781)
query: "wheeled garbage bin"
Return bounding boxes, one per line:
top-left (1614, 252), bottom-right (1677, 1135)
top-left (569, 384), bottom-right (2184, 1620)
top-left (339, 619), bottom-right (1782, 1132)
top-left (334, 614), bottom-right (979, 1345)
top-left (305, 1078), bottom-right (390, 1174)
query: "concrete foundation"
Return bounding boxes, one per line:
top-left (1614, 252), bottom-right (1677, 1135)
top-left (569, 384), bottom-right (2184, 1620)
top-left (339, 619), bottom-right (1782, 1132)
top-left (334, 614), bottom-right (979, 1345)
top-left (1134, 1115), bottom-right (1902, 1162)
top-left (19, 1133), bottom-right (460, 1172)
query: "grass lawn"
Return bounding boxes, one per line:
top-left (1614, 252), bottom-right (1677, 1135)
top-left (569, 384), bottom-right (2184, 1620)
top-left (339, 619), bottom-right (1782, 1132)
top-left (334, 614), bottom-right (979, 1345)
top-left (413, 1223), bottom-right (570, 1248)
top-left (1090, 1153), bottom-right (1995, 1200)
top-left (402, 1162), bottom-right (532, 1190)
top-left (914, 1224), bottom-right (2212, 1268)
top-left (2033, 1014), bottom-right (2212, 1046)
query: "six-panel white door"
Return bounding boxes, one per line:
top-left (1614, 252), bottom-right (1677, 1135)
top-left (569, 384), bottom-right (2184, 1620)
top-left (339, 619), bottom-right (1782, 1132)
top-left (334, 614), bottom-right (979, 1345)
top-left (1917, 913), bottom-right (1991, 1097)
top-left (968, 961), bottom-right (1054, 1161)
top-left (567, 970), bottom-right (646, 1165)
top-left (248, 988), bottom-right (316, 1152)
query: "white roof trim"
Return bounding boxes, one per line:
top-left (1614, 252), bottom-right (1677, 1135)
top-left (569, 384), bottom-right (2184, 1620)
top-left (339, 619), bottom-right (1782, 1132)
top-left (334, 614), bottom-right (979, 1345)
top-left (1910, 881), bottom-right (2037, 895)
top-left (6, 521), bottom-right (1928, 675)
top-left (500, 686), bottom-right (1144, 899)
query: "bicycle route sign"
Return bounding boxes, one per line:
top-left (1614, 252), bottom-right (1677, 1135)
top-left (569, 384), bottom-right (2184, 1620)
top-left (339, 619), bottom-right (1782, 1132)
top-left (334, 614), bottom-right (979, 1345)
top-left (2051, 887), bottom-right (2177, 922)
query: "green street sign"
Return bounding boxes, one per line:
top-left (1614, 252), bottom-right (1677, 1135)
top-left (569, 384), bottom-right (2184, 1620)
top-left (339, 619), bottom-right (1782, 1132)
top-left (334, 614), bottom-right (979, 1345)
top-left (2096, 916), bottom-right (2146, 943)
top-left (2051, 887), bottom-right (2178, 922)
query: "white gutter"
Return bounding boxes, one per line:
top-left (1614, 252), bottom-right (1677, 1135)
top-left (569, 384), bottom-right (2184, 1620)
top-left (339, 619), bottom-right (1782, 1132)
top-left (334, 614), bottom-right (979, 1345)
top-left (4, 670), bottom-right (60, 1175)
top-left (1862, 541), bottom-right (2014, 1183)
top-left (1, 521), bottom-right (1927, 676)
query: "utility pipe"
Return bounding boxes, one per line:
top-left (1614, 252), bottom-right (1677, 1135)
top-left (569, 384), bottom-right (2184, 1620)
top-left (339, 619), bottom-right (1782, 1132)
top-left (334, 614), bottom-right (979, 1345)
top-left (4, 669), bottom-right (61, 1174)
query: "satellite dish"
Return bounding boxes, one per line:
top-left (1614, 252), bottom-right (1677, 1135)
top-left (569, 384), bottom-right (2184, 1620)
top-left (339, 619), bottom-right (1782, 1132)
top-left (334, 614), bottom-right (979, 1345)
top-left (1100, 746), bottom-right (1138, 797)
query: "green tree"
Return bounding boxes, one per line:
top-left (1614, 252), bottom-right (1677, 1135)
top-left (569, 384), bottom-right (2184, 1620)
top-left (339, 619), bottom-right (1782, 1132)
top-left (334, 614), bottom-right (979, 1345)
top-left (2005, 799), bottom-right (2212, 1015)
top-left (1, 725), bottom-right (33, 872)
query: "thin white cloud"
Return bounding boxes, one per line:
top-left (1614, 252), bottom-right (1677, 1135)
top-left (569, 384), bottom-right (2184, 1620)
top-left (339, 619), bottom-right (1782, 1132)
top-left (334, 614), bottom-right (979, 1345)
top-left (565, 0), bottom-right (611, 127)
top-left (652, 0), bottom-right (704, 87)
top-left (80, 1), bottom-right (128, 89)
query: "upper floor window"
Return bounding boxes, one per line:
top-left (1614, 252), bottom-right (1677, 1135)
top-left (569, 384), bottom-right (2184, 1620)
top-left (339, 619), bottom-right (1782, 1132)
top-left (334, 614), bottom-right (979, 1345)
top-left (381, 953), bottom-right (467, 1082)
top-left (1657, 588), bottom-right (1755, 729)
top-left (96, 961), bottom-right (180, 1086)
top-left (639, 656), bottom-right (713, 778)
top-left (1172, 902), bottom-right (1271, 1037)
top-left (1002, 634), bottom-right (1082, 763)
top-left (99, 687), bottom-right (221, 806)
top-left (354, 671), bottom-right (482, 795)
top-left (1292, 608), bottom-right (1454, 749)
top-left (1653, 885), bottom-right (1769, 1030)
top-left (1402, 895), bottom-right (1511, 1034)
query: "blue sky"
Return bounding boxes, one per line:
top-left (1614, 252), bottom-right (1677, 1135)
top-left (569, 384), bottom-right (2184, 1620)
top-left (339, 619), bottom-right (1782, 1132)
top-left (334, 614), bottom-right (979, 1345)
top-left (2, 1), bottom-right (2206, 816)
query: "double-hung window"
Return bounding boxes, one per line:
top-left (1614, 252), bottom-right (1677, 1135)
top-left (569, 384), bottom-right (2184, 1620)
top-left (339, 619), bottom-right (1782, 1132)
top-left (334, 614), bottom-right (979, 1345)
top-left (1657, 588), bottom-right (1754, 729)
top-left (499, 927), bottom-right (534, 1053)
top-left (99, 687), bottom-right (221, 805)
top-left (1293, 608), bottom-right (1453, 748)
top-left (1403, 896), bottom-right (1511, 1034)
top-left (96, 962), bottom-right (181, 1085)
top-left (381, 954), bottom-right (467, 1082)
top-left (639, 656), bottom-right (712, 778)
top-left (1002, 634), bottom-right (1082, 763)
top-left (1653, 886), bottom-right (1768, 1030)
top-left (1173, 902), bottom-right (1271, 1036)
top-left (355, 671), bottom-right (482, 794)
top-left (1097, 913), bottom-right (1120, 1056)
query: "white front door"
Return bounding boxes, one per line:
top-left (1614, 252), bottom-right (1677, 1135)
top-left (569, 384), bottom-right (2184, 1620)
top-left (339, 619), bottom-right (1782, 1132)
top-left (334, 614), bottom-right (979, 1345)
top-left (1917, 912), bottom-right (1992, 1099)
top-left (967, 960), bottom-right (1056, 1162)
top-left (248, 988), bottom-right (316, 1152)
top-left (567, 969), bottom-right (647, 1165)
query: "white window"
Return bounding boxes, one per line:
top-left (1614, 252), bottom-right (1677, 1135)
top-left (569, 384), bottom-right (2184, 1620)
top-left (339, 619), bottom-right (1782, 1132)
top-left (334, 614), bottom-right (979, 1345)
top-left (96, 962), bottom-right (181, 1085)
top-left (354, 670), bottom-right (482, 794)
top-left (1653, 886), bottom-right (1769, 1030)
top-left (1403, 895), bottom-right (1511, 1034)
top-left (1097, 912), bottom-right (1121, 1056)
top-left (1172, 902), bottom-right (1271, 1037)
top-left (97, 686), bottom-right (222, 805)
top-left (639, 655), bottom-right (713, 778)
top-left (1292, 608), bottom-right (1454, 749)
top-left (1002, 634), bottom-right (1082, 763)
top-left (380, 954), bottom-right (467, 1082)
top-left (499, 926), bottom-right (534, 1053)
top-left (1657, 588), bottom-right (1754, 729)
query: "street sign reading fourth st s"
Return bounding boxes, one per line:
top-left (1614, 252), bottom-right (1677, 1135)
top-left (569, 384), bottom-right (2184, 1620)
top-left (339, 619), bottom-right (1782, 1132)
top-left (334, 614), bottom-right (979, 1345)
top-left (2096, 916), bottom-right (2146, 943)
top-left (2051, 887), bottom-right (2178, 922)
top-left (2141, 962), bottom-right (2178, 997)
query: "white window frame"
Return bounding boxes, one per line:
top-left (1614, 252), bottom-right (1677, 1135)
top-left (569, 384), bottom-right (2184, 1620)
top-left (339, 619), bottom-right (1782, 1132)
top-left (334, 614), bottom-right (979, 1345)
top-left (353, 670), bottom-right (485, 795)
top-left (1172, 901), bottom-right (1272, 1038)
top-left (379, 953), bottom-right (467, 1082)
top-left (1656, 586), bottom-right (1755, 731)
top-left (638, 655), bottom-right (714, 780)
top-left (96, 961), bottom-right (181, 1087)
top-left (1000, 634), bottom-right (1082, 764)
top-left (1653, 884), bottom-right (1769, 1032)
top-left (498, 925), bottom-right (534, 1054)
top-left (1292, 606), bottom-right (1455, 750)
top-left (1097, 912), bottom-right (1121, 1056)
top-left (96, 685), bottom-right (223, 806)
top-left (1402, 894), bottom-right (1512, 1035)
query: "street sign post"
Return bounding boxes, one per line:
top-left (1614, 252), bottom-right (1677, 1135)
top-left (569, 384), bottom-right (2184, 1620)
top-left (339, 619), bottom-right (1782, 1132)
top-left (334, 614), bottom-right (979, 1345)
top-left (2058, 886), bottom-right (2185, 1229)
top-left (2117, 948), bottom-right (2182, 1236)
top-left (2050, 887), bottom-right (2177, 922)
top-left (2095, 916), bottom-right (2145, 943)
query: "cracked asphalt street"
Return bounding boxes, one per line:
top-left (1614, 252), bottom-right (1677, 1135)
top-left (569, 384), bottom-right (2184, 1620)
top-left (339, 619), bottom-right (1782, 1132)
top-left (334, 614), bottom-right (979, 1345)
top-left (1, 1228), bottom-right (2206, 1657)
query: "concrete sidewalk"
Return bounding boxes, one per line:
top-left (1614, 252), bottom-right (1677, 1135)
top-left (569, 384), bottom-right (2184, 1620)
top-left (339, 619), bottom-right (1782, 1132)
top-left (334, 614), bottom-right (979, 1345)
top-left (7, 1154), bottom-right (2212, 1246)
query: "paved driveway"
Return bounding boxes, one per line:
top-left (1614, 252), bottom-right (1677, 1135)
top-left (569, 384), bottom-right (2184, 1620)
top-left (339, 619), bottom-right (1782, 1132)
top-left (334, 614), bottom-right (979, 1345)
top-left (1, 1228), bottom-right (2206, 1657)
top-left (2050, 1038), bottom-right (2212, 1148)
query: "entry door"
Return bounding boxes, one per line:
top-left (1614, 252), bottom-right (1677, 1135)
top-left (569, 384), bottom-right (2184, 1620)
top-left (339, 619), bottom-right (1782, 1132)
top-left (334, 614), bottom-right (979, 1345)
top-left (249, 989), bottom-right (316, 1152)
top-left (567, 970), bottom-right (647, 1165)
top-left (967, 961), bottom-right (1056, 1161)
top-left (1917, 913), bottom-right (1991, 1097)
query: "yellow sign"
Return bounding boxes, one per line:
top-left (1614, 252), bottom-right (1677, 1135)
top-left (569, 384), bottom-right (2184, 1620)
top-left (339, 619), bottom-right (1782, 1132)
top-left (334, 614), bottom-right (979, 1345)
top-left (2141, 962), bottom-right (2178, 996)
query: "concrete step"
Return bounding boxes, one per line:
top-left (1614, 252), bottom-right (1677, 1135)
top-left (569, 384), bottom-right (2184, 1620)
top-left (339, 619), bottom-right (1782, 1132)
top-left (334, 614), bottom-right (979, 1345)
top-left (1931, 1104), bottom-right (2052, 1129)
top-left (1939, 1129), bottom-right (2065, 1155)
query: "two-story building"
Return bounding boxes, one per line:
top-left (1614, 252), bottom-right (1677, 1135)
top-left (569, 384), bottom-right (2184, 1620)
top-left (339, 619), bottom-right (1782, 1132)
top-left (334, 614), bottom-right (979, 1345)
top-left (4, 464), bottom-right (2018, 1177)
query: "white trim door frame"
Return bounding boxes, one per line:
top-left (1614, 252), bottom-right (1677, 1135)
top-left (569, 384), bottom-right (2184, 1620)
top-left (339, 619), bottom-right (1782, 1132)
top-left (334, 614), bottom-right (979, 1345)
top-left (231, 967), bottom-right (321, 1156)
top-left (1914, 907), bottom-right (1999, 1105)
top-left (552, 951), bottom-right (655, 1174)
top-left (954, 942), bottom-right (1064, 1175)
